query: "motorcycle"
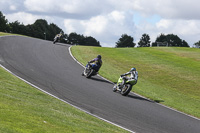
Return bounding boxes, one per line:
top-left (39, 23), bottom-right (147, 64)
top-left (82, 63), bottom-right (97, 78)
top-left (53, 36), bottom-right (59, 44)
top-left (113, 76), bottom-right (137, 96)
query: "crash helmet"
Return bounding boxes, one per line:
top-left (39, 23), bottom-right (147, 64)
top-left (97, 55), bottom-right (101, 59)
top-left (130, 67), bottom-right (136, 72)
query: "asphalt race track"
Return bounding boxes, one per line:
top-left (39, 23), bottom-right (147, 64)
top-left (0, 36), bottom-right (199, 133)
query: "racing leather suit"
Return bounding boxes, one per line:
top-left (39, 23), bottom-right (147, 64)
top-left (88, 58), bottom-right (102, 72)
top-left (120, 70), bottom-right (138, 85)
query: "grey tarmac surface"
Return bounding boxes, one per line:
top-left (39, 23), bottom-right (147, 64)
top-left (0, 36), bottom-right (199, 133)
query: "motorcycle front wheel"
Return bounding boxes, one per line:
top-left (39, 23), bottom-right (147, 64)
top-left (86, 69), bottom-right (93, 78)
top-left (121, 84), bottom-right (132, 96)
top-left (113, 84), bottom-right (117, 92)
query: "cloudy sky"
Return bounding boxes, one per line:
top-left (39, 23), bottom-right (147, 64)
top-left (1, 0), bottom-right (200, 47)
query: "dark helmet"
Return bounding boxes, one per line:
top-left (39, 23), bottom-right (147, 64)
top-left (97, 55), bottom-right (101, 59)
top-left (130, 67), bottom-right (136, 72)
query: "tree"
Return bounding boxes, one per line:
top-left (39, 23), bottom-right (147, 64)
top-left (67, 32), bottom-right (101, 47)
top-left (138, 33), bottom-right (151, 47)
top-left (68, 32), bottom-right (82, 45)
top-left (9, 21), bottom-right (27, 35)
top-left (48, 23), bottom-right (63, 41)
top-left (83, 36), bottom-right (101, 47)
top-left (115, 34), bottom-right (136, 48)
top-left (152, 33), bottom-right (189, 47)
top-left (31, 19), bottom-right (49, 39)
top-left (24, 19), bottom-right (63, 41)
top-left (194, 41), bottom-right (200, 48)
top-left (182, 40), bottom-right (190, 47)
top-left (0, 11), bottom-right (9, 32)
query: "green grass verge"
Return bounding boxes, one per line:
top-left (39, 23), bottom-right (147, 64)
top-left (0, 33), bottom-right (129, 133)
top-left (0, 32), bottom-right (8, 36)
top-left (0, 67), bottom-right (129, 133)
top-left (71, 46), bottom-right (200, 118)
top-left (0, 32), bottom-right (21, 36)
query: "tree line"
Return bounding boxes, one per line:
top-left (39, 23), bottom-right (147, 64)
top-left (0, 11), bottom-right (101, 47)
top-left (116, 33), bottom-right (196, 48)
top-left (1, 11), bottom-right (199, 48)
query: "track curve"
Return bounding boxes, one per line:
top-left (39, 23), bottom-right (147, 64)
top-left (0, 36), bottom-right (199, 133)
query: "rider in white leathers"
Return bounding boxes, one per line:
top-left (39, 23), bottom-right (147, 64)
top-left (119, 67), bottom-right (138, 86)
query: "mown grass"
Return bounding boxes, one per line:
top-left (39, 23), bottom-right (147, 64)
top-left (0, 33), bottom-right (129, 133)
top-left (71, 46), bottom-right (200, 118)
top-left (0, 32), bottom-right (21, 36)
top-left (0, 32), bottom-right (8, 36)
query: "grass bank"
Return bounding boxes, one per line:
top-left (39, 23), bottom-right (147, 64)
top-left (71, 46), bottom-right (200, 118)
top-left (0, 33), bottom-right (129, 132)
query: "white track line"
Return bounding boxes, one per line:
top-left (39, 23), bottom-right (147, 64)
top-left (69, 46), bottom-right (200, 121)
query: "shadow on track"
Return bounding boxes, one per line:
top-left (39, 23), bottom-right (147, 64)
top-left (53, 42), bottom-right (70, 47)
top-left (127, 94), bottom-right (154, 102)
top-left (90, 76), bottom-right (114, 85)
top-left (127, 93), bottom-right (165, 103)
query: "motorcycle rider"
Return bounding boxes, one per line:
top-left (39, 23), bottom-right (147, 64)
top-left (82, 55), bottom-right (102, 75)
top-left (119, 67), bottom-right (138, 87)
top-left (53, 33), bottom-right (63, 43)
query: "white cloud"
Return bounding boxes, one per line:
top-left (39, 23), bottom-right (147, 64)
top-left (130, 0), bottom-right (200, 20)
top-left (0, 0), bottom-right (24, 13)
top-left (156, 19), bottom-right (172, 30)
top-left (24, 0), bottom-right (58, 13)
top-left (64, 11), bottom-right (135, 47)
top-left (9, 5), bottom-right (17, 11)
top-left (108, 11), bottom-right (125, 24)
top-left (81, 15), bottom-right (107, 35)
top-left (64, 19), bottom-right (80, 33)
top-left (23, 0), bottom-right (111, 19)
top-left (5, 12), bottom-right (54, 25)
top-left (6, 12), bottom-right (38, 25)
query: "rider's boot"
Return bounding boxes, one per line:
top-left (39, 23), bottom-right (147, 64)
top-left (117, 84), bottom-right (122, 91)
top-left (81, 70), bottom-right (85, 76)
